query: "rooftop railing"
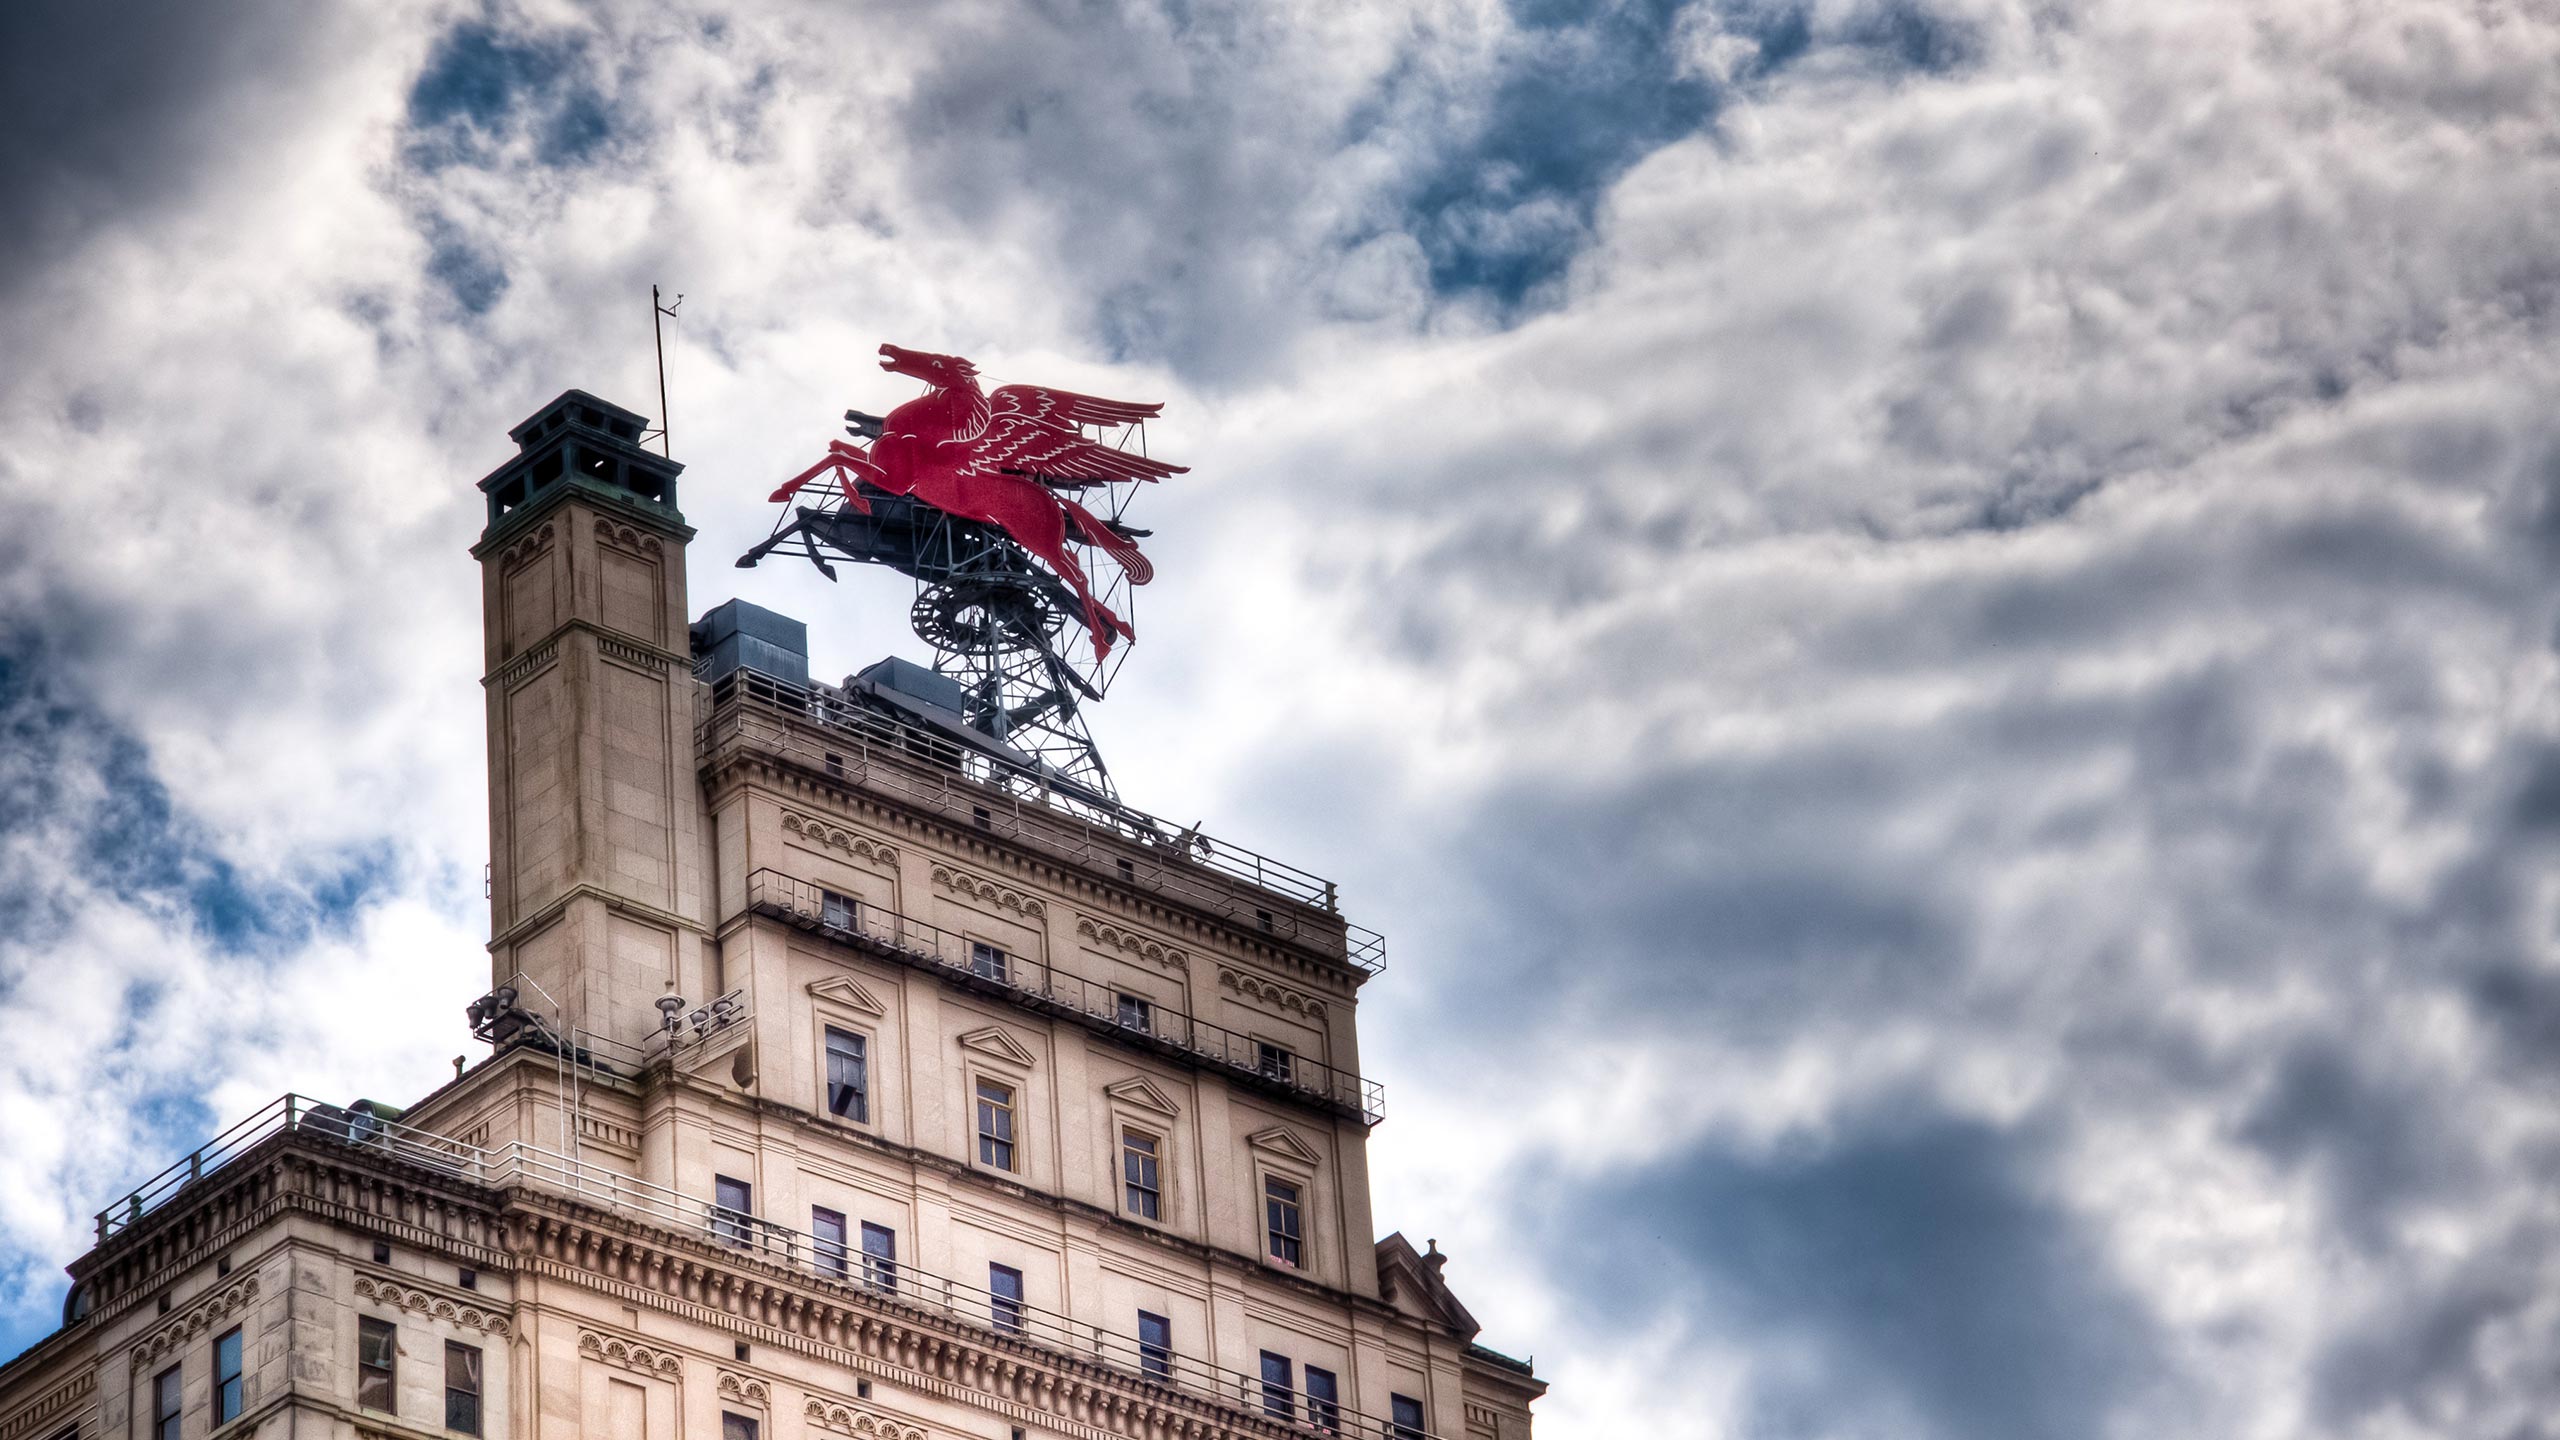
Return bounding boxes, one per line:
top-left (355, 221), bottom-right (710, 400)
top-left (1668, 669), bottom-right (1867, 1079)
top-left (94, 1096), bottom-right (1446, 1440)
top-left (748, 870), bottom-right (1384, 1126)
top-left (699, 668), bottom-right (1386, 975)
top-left (94, 1093), bottom-right (479, 1243)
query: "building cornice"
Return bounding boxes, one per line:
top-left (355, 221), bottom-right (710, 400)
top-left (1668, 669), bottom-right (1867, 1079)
top-left (505, 1191), bottom-right (1320, 1440)
top-left (45, 1104), bottom-right (1497, 1440)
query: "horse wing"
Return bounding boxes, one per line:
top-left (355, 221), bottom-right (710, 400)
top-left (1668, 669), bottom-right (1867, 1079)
top-left (987, 384), bottom-right (1173, 434)
top-left (951, 413), bottom-right (1188, 484)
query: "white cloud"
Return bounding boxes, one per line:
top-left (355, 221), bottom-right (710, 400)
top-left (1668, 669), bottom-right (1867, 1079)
top-left (11, 0), bottom-right (2560, 1434)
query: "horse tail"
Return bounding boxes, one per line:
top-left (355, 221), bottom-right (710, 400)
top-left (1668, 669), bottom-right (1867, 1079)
top-left (1059, 497), bottom-right (1154, 585)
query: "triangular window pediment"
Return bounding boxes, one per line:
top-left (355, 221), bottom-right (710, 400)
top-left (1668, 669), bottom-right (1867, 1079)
top-left (1245, 1125), bottom-right (1323, 1166)
top-left (956, 1025), bottom-right (1039, 1068)
top-left (1103, 1076), bottom-right (1181, 1118)
top-left (806, 977), bottom-right (887, 1017)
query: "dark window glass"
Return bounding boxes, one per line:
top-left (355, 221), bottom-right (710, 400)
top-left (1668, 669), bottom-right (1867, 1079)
top-left (722, 1413), bottom-right (759, 1440)
top-left (358, 1317), bottom-right (397, 1413)
top-left (989, 1263), bottom-right (1024, 1335)
top-left (1257, 1043), bottom-right (1293, 1083)
top-left (860, 1222), bottom-right (898, 1294)
top-left (824, 1028), bottom-right (867, 1122)
top-left (970, 942), bottom-right (1008, 982)
top-left (1265, 1177), bottom-right (1304, 1267)
top-left (820, 888), bottom-right (855, 931)
top-left (1136, 1311), bottom-right (1171, 1382)
top-left (1306, 1366), bottom-right (1340, 1433)
top-left (1259, 1351), bottom-right (1294, 1419)
top-left (1391, 1394), bottom-right (1425, 1440)
top-left (155, 1365), bottom-right (182, 1440)
top-left (713, 1175), bottom-right (753, 1248)
top-left (812, 1207), bottom-right (849, 1280)
top-left (1122, 1131), bottom-right (1161, 1220)
top-left (976, 1079), bottom-right (1016, 1170)
top-left (444, 1341), bottom-right (483, 1436)
top-left (215, 1326), bottom-right (244, 1423)
top-left (1115, 994), bottom-right (1151, 1033)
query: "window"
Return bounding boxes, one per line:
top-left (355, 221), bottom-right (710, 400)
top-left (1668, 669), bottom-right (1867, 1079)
top-left (1257, 1042), bottom-right (1294, 1083)
top-left (358, 1317), bottom-right (397, 1413)
top-left (1255, 907), bottom-right (1275, 934)
top-left (1115, 993), bottom-right (1151, 1033)
top-left (1122, 1130), bottom-right (1162, 1220)
top-left (989, 1263), bottom-right (1024, 1336)
top-left (1306, 1366), bottom-right (1340, 1433)
top-left (215, 1325), bottom-right (244, 1423)
top-left (713, 1175), bottom-right (753, 1248)
top-left (154, 1364), bottom-right (182, 1440)
top-left (860, 1222), bottom-right (898, 1294)
top-left (1265, 1177), bottom-right (1304, 1267)
top-left (820, 887), bottom-right (855, 931)
top-left (1136, 1311), bottom-right (1172, 1382)
top-left (444, 1342), bottom-right (483, 1436)
top-left (1390, 1395), bottom-right (1425, 1440)
top-left (976, 1079), bottom-right (1016, 1170)
top-left (812, 1207), bottom-right (849, 1280)
top-left (722, 1414), bottom-right (759, 1440)
top-left (824, 1027), bottom-right (868, 1122)
top-left (970, 942), bottom-right (1008, 983)
top-left (1116, 857), bottom-right (1135, 883)
top-left (1259, 1351), bottom-right (1294, 1420)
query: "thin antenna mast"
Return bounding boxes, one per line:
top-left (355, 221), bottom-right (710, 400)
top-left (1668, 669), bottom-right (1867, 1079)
top-left (649, 284), bottom-right (683, 457)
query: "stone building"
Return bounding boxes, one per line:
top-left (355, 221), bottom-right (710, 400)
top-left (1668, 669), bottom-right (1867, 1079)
top-left (0, 391), bottom-right (1544, 1440)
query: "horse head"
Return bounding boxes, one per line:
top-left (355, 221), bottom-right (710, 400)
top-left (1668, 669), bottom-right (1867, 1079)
top-left (878, 343), bottom-right (980, 393)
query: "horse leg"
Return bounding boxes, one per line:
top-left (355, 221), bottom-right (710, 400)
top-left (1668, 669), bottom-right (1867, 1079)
top-left (823, 442), bottom-right (887, 512)
top-left (1025, 513), bottom-right (1134, 659)
top-left (971, 481), bottom-right (1133, 658)
top-left (768, 452), bottom-right (845, 503)
top-left (768, 441), bottom-right (878, 501)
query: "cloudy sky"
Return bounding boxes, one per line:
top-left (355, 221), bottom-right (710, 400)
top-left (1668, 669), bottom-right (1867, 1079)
top-left (7, 0), bottom-right (2560, 1434)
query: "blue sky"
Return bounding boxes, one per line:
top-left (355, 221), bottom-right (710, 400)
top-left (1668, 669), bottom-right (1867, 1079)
top-left (10, 1), bottom-right (2560, 1435)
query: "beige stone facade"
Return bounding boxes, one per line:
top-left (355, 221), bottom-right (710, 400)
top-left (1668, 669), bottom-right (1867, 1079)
top-left (0, 391), bottom-right (1543, 1440)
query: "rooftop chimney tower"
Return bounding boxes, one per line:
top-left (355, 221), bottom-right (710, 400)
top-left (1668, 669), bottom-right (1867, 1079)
top-left (470, 390), bottom-right (713, 1048)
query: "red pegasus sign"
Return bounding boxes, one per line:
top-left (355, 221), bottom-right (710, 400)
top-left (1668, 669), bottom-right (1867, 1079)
top-left (771, 344), bottom-right (1185, 657)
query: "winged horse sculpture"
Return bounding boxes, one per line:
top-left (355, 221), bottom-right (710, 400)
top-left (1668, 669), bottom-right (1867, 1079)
top-left (770, 343), bottom-right (1185, 658)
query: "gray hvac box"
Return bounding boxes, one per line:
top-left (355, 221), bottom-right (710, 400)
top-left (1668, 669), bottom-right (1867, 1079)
top-left (692, 598), bottom-right (810, 688)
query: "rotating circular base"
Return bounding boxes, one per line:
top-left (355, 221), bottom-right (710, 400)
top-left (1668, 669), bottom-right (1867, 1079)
top-left (910, 575), bottom-right (1065, 655)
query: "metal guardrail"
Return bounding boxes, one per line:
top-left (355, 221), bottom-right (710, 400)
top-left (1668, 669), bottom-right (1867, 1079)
top-left (748, 870), bottom-right (1384, 1126)
top-left (94, 1096), bottom-right (1445, 1439)
top-left (700, 669), bottom-right (1387, 976)
top-left (94, 1094), bottom-right (480, 1242)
